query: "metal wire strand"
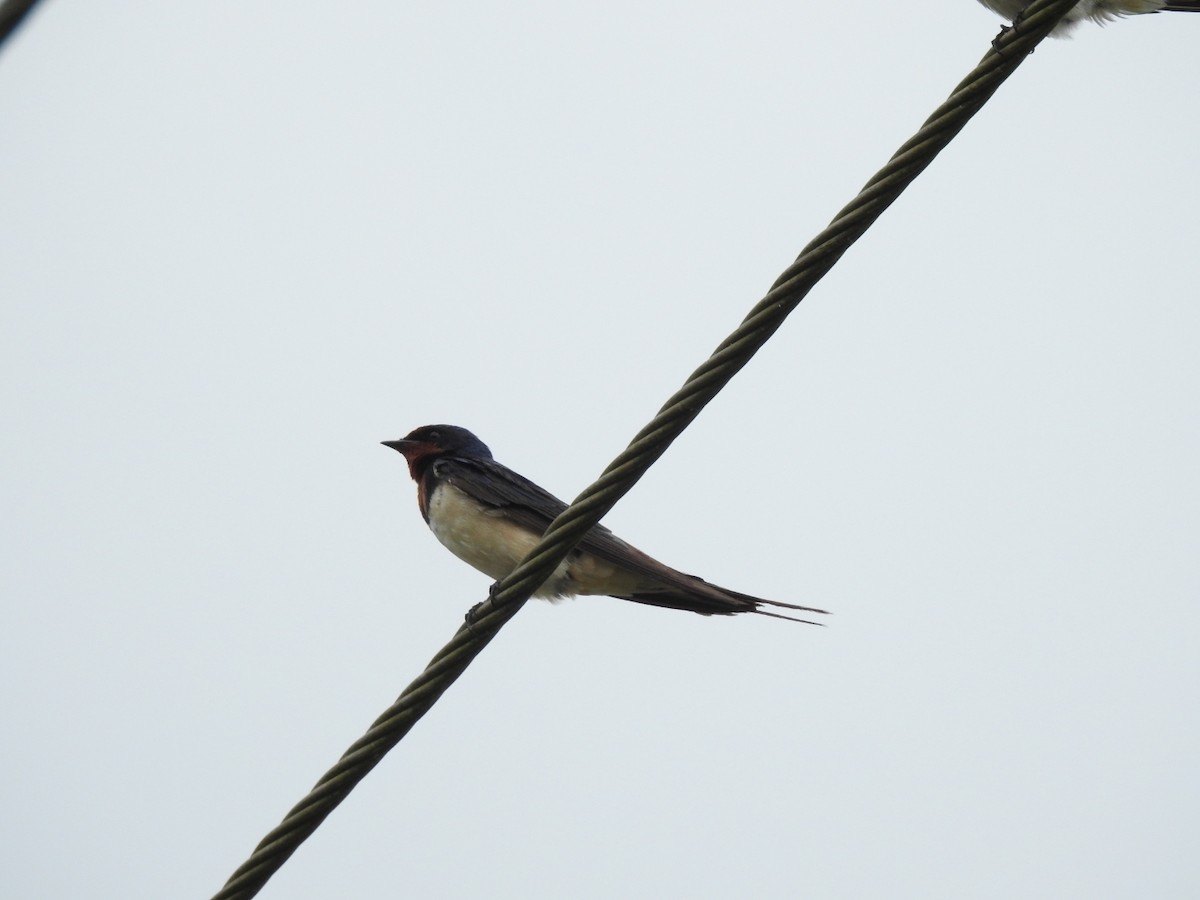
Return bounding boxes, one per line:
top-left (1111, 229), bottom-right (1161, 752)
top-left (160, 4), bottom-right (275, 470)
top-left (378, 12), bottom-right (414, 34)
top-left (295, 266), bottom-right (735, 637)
top-left (212, 3), bottom-right (1080, 897)
top-left (0, 0), bottom-right (44, 52)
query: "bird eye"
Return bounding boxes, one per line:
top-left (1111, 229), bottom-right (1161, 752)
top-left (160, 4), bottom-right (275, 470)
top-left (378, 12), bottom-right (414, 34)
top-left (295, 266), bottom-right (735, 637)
top-left (427, 429), bottom-right (441, 441)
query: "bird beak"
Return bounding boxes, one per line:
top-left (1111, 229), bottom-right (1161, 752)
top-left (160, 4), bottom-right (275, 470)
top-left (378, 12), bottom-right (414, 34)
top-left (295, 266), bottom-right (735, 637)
top-left (381, 439), bottom-right (416, 454)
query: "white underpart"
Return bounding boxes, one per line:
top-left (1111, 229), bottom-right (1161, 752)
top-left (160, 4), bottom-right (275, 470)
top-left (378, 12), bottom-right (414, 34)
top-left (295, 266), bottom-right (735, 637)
top-left (425, 482), bottom-right (651, 600)
top-left (977, 0), bottom-right (1167, 32)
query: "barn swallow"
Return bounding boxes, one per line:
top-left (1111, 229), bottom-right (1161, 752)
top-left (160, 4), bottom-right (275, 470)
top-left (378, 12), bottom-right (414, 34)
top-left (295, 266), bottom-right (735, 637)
top-left (382, 425), bottom-right (826, 624)
top-left (976, 0), bottom-right (1200, 35)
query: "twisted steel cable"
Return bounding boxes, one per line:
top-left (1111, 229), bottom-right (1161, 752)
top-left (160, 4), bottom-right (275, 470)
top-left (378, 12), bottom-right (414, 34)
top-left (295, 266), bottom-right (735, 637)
top-left (213, 2), bottom-right (1080, 897)
top-left (0, 0), bottom-right (44, 52)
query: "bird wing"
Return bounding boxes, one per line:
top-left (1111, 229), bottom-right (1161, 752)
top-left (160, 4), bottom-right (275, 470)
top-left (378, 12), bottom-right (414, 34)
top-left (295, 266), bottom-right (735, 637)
top-left (433, 455), bottom-right (826, 619)
top-left (432, 455), bottom-right (672, 577)
top-left (434, 456), bottom-right (610, 537)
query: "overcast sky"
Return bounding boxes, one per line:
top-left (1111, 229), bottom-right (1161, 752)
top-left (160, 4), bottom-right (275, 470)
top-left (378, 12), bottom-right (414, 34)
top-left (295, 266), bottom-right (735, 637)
top-left (2, 3), bottom-right (1198, 899)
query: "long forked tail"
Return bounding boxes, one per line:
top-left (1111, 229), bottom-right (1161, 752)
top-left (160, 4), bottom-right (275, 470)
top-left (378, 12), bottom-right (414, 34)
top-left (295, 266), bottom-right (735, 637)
top-left (1163, 2), bottom-right (1200, 11)
top-left (614, 584), bottom-right (828, 625)
top-left (723, 587), bottom-right (830, 625)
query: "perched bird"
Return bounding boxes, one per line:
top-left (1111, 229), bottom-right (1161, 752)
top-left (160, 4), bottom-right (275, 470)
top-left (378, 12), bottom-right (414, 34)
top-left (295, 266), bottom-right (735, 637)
top-left (383, 424), bottom-right (825, 623)
top-left (977, 0), bottom-right (1200, 35)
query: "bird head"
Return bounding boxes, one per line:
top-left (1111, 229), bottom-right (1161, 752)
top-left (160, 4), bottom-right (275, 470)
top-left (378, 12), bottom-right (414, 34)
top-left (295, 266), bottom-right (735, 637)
top-left (382, 424), bottom-right (492, 479)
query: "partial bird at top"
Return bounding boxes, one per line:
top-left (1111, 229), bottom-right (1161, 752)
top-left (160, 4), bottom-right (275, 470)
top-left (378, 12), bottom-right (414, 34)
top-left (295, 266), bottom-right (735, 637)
top-left (383, 424), bottom-right (826, 624)
top-left (977, 0), bottom-right (1200, 35)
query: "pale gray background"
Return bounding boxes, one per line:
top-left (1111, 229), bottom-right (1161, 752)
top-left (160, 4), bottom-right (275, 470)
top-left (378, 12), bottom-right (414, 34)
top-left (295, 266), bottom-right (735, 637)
top-left (2, 3), bottom-right (1197, 898)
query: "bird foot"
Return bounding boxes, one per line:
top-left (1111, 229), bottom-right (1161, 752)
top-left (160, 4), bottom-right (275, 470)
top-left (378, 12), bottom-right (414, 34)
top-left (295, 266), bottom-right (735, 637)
top-left (464, 581), bottom-right (503, 627)
top-left (991, 22), bottom-right (1011, 52)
